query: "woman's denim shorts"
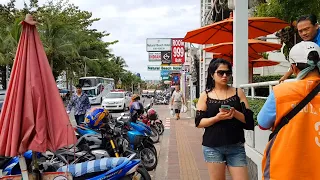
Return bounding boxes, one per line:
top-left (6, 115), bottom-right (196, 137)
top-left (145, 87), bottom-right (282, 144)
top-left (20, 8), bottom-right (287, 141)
top-left (202, 142), bottom-right (247, 167)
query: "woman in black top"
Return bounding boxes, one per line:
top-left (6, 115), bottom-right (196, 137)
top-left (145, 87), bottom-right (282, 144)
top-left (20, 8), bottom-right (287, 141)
top-left (195, 59), bottom-right (250, 180)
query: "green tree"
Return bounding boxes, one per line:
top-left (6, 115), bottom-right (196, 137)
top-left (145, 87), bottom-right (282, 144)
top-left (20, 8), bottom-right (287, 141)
top-left (254, 0), bottom-right (320, 59)
top-left (111, 56), bottom-right (127, 68)
top-left (0, 0), bottom-right (144, 89)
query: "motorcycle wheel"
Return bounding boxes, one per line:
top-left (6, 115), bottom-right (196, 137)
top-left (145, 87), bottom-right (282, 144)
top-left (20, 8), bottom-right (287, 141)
top-left (144, 140), bottom-right (157, 155)
top-left (156, 122), bottom-right (164, 135)
top-left (140, 148), bottom-right (158, 171)
top-left (149, 126), bottom-right (160, 143)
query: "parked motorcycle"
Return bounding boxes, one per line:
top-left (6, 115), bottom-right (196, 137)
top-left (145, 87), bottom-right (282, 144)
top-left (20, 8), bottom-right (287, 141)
top-left (113, 116), bottom-right (158, 171)
top-left (75, 120), bottom-right (158, 171)
top-left (142, 104), bottom-right (165, 136)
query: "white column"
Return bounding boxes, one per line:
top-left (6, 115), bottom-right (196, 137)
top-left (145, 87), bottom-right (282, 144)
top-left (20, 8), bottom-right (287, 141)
top-left (232, 0), bottom-right (248, 87)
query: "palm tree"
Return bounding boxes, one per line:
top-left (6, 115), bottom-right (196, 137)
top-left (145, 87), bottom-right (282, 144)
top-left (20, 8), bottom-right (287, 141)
top-left (111, 56), bottom-right (127, 68)
top-left (0, 18), bottom-right (21, 89)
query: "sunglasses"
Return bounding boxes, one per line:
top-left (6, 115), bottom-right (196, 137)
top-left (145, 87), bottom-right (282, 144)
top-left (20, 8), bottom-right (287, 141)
top-left (216, 70), bottom-right (232, 77)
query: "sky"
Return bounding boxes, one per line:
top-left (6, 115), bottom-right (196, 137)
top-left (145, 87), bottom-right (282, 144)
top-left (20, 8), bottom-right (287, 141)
top-left (0, 0), bottom-right (200, 80)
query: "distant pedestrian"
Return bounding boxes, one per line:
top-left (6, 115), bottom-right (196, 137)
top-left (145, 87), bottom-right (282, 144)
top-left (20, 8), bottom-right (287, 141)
top-left (170, 85), bottom-right (185, 120)
top-left (67, 84), bottom-right (91, 125)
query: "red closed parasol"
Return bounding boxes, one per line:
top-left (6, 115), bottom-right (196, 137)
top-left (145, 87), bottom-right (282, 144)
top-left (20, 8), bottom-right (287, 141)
top-left (0, 15), bottom-right (76, 157)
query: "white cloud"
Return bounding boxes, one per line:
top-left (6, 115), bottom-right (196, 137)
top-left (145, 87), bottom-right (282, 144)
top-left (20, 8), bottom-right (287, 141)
top-left (0, 0), bottom-right (200, 80)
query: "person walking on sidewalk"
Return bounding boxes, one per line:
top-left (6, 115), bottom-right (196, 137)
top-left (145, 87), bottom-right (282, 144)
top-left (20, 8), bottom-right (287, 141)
top-left (279, 14), bottom-right (320, 83)
top-left (170, 85), bottom-right (185, 120)
top-left (195, 59), bottom-right (252, 180)
top-left (67, 84), bottom-right (91, 125)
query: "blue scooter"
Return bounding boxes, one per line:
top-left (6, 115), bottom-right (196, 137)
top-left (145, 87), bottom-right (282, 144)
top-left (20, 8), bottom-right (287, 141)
top-left (0, 150), bottom-right (41, 176)
top-left (57, 153), bottom-right (150, 180)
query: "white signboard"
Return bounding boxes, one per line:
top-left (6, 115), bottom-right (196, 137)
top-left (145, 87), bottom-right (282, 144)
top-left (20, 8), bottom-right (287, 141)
top-left (147, 65), bottom-right (182, 71)
top-left (148, 52), bottom-right (161, 61)
top-left (147, 66), bottom-right (161, 71)
top-left (146, 38), bottom-right (171, 52)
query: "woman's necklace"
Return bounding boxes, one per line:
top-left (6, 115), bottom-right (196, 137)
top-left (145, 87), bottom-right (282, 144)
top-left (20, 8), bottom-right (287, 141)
top-left (213, 86), bottom-right (228, 100)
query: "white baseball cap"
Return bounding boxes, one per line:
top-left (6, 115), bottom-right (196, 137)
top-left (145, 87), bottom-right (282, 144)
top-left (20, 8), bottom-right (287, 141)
top-left (289, 41), bottom-right (320, 64)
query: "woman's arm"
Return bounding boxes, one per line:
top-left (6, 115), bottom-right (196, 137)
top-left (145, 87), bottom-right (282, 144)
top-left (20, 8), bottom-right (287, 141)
top-left (233, 88), bottom-right (249, 124)
top-left (171, 92), bottom-right (175, 106)
top-left (182, 93), bottom-right (185, 104)
top-left (195, 91), bottom-right (219, 128)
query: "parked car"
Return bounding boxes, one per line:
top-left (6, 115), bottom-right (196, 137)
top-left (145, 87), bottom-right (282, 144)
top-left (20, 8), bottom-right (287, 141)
top-left (141, 90), bottom-right (148, 97)
top-left (101, 91), bottom-right (131, 111)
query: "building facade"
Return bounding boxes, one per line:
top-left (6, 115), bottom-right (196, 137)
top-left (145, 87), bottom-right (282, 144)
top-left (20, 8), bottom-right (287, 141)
top-left (199, 0), bottom-right (290, 92)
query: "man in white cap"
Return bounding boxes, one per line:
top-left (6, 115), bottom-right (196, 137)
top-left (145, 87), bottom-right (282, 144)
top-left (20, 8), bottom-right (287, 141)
top-left (257, 41), bottom-right (320, 180)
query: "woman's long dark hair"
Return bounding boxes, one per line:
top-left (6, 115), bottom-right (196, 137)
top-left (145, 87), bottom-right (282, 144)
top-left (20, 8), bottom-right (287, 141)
top-left (205, 58), bottom-right (233, 91)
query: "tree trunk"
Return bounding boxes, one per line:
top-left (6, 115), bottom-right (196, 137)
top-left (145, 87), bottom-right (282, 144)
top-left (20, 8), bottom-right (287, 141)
top-left (50, 58), bottom-right (53, 70)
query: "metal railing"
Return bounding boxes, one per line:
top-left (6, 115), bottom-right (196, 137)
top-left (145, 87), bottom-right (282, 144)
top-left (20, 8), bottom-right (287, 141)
top-left (239, 79), bottom-right (296, 100)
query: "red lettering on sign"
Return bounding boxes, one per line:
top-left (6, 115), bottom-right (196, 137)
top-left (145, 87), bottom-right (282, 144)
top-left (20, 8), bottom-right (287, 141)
top-left (149, 53), bottom-right (161, 60)
top-left (171, 38), bottom-right (185, 64)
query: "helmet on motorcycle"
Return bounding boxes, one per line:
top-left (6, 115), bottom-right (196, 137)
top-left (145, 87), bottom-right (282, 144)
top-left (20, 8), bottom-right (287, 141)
top-left (132, 94), bottom-right (140, 101)
top-left (147, 108), bottom-right (158, 120)
top-left (85, 108), bottom-right (110, 129)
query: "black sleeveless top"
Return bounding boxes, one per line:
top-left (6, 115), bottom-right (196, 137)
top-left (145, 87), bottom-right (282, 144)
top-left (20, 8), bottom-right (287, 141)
top-left (202, 88), bottom-right (245, 148)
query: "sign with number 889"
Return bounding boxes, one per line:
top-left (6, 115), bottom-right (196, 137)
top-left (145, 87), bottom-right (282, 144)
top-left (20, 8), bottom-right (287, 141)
top-left (173, 47), bottom-right (184, 57)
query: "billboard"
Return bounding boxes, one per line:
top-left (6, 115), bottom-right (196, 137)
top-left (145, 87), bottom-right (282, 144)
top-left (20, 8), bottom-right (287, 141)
top-left (147, 65), bottom-right (182, 71)
top-left (148, 52), bottom-right (161, 61)
top-left (171, 38), bottom-right (185, 64)
top-left (161, 51), bottom-right (172, 64)
top-left (161, 65), bottom-right (182, 71)
top-left (162, 76), bottom-right (170, 80)
top-left (171, 73), bottom-right (181, 85)
top-left (160, 70), bottom-right (170, 77)
top-left (147, 66), bottom-right (161, 71)
top-left (146, 38), bottom-right (171, 52)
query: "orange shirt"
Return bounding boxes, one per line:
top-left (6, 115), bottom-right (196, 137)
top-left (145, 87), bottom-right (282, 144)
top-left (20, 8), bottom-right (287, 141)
top-left (262, 76), bottom-right (320, 180)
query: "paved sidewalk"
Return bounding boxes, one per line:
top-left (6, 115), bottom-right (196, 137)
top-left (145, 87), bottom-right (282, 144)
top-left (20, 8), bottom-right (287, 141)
top-left (155, 105), bottom-right (232, 180)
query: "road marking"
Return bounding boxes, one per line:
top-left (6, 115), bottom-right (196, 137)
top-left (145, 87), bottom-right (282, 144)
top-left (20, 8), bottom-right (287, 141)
top-left (164, 117), bottom-right (171, 129)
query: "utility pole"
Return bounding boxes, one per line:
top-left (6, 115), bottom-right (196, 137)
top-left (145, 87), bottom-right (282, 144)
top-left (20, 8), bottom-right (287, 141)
top-left (6, 65), bottom-right (9, 89)
top-left (84, 61), bottom-right (87, 77)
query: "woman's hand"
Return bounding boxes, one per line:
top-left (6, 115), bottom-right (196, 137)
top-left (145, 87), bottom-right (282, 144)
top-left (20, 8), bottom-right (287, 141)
top-left (215, 107), bottom-right (235, 121)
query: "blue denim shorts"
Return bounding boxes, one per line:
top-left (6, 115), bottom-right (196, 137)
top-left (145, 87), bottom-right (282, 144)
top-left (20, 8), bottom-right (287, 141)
top-left (202, 142), bottom-right (247, 167)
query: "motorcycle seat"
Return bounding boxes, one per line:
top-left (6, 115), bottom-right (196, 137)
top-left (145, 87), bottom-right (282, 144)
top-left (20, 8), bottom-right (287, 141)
top-left (57, 157), bottom-right (130, 177)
